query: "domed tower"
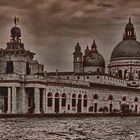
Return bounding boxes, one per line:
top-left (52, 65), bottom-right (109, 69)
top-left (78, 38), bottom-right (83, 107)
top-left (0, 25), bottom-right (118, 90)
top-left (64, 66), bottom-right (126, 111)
top-left (0, 17), bottom-right (44, 75)
top-left (73, 42), bottom-right (83, 73)
top-left (108, 17), bottom-right (140, 81)
top-left (7, 17), bottom-right (24, 50)
top-left (83, 40), bottom-right (105, 73)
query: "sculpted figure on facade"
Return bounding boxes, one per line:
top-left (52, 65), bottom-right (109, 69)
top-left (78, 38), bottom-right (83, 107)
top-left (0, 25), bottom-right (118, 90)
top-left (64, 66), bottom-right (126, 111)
top-left (134, 70), bottom-right (139, 81)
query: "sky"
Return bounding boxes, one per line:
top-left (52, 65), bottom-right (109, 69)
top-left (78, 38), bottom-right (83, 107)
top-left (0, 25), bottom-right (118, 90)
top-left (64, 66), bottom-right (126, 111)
top-left (0, 0), bottom-right (140, 72)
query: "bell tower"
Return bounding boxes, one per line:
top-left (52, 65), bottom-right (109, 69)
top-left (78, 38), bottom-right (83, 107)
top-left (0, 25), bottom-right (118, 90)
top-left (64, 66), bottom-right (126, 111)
top-left (91, 39), bottom-right (98, 53)
top-left (73, 42), bottom-right (83, 73)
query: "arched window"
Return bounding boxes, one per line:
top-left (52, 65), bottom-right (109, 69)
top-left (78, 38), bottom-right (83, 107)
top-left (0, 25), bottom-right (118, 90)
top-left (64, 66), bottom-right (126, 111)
top-left (118, 70), bottom-right (122, 79)
top-left (47, 92), bottom-right (53, 107)
top-left (61, 93), bottom-right (66, 107)
top-left (135, 105), bottom-right (138, 114)
top-left (83, 94), bottom-right (87, 107)
top-left (108, 95), bottom-right (113, 100)
top-left (55, 93), bottom-right (59, 98)
top-left (78, 94), bottom-right (82, 98)
top-left (122, 96), bottom-right (126, 101)
top-left (93, 94), bottom-right (98, 100)
top-left (134, 97), bottom-right (138, 102)
top-left (72, 94), bottom-right (76, 107)
top-left (97, 68), bottom-right (100, 72)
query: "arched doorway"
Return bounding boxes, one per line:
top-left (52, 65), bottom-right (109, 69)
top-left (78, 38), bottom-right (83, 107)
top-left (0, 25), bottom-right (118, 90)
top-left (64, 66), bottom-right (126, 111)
top-left (77, 94), bottom-right (82, 113)
top-left (26, 88), bottom-right (34, 113)
top-left (93, 94), bottom-right (98, 113)
top-left (94, 103), bottom-right (97, 113)
top-left (72, 94), bottom-right (76, 107)
top-left (47, 92), bottom-right (53, 107)
top-left (0, 87), bottom-right (8, 113)
top-left (135, 105), bottom-right (138, 114)
top-left (83, 94), bottom-right (87, 108)
top-left (109, 104), bottom-right (112, 113)
top-left (55, 93), bottom-right (59, 113)
top-left (108, 95), bottom-right (113, 113)
top-left (134, 97), bottom-right (138, 114)
top-left (124, 70), bottom-right (127, 79)
top-left (61, 93), bottom-right (66, 107)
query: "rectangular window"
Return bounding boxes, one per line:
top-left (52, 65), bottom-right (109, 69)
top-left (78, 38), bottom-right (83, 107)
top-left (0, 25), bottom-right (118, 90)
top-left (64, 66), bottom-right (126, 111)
top-left (62, 98), bottom-right (66, 107)
top-left (68, 105), bottom-right (70, 110)
top-left (72, 99), bottom-right (76, 107)
top-left (83, 100), bottom-right (87, 107)
top-left (6, 61), bottom-right (13, 74)
top-left (26, 62), bottom-right (31, 75)
top-left (48, 98), bottom-right (52, 107)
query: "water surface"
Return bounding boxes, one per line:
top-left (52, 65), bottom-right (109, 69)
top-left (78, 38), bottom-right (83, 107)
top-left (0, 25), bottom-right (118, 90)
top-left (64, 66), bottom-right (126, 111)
top-left (0, 117), bottom-right (139, 140)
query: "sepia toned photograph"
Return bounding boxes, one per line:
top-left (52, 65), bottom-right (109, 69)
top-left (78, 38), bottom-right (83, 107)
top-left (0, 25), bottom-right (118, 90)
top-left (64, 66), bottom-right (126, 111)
top-left (0, 0), bottom-right (140, 139)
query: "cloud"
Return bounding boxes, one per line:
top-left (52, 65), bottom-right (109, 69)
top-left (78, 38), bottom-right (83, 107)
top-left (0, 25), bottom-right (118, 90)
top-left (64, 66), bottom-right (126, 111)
top-left (0, 0), bottom-right (140, 71)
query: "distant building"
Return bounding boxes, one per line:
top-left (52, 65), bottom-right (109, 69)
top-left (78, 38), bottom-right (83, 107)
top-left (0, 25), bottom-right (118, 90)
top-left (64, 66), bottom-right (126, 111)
top-left (0, 17), bottom-right (140, 115)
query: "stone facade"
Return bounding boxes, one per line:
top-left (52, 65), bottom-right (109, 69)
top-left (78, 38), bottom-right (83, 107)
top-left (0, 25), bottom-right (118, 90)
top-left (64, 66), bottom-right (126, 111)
top-left (0, 18), bottom-right (140, 115)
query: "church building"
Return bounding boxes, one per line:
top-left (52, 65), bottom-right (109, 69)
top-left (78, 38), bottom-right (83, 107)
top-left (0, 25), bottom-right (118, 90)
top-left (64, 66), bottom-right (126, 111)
top-left (0, 17), bottom-right (140, 115)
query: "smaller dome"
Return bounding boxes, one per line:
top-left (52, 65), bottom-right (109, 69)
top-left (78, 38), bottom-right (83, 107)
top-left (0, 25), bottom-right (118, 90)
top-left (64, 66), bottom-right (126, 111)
top-left (83, 53), bottom-right (105, 67)
top-left (11, 26), bottom-right (21, 37)
top-left (126, 23), bottom-right (134, 29)
top-left (75, 42), bottom-right (81, 51)
top-left (84, 46), bottom-right (90, 56)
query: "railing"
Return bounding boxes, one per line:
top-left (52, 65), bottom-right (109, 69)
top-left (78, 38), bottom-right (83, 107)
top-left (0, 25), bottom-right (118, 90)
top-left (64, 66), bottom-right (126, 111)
top-left (0, 73), bottom-right (136, 88)
top-left (90, 75), bottom-right (128, 87)
top-left (25, 75), bottom-right (90, 86)
top-left (0, 74), bottom-right (90, 87)
top-left (46, 76), bottom-right (90, 87)
top-left (0, 73), bottom-right (21, 80)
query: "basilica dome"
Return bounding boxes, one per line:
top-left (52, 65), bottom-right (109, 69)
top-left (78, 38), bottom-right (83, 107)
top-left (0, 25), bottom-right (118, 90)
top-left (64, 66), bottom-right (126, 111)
top-left (111, 40), bottom-right (140, 61)
top-left (84, 53), bottom-right (105, 67)
top-left (110, 17), bottom-right (140, 61)
top-left (83, 40), bottom-right (105, 68)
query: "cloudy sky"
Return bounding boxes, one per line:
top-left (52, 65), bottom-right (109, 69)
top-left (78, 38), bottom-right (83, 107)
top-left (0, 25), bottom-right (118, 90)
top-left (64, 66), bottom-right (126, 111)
top-left (0, 0), bottom-right (140, 72)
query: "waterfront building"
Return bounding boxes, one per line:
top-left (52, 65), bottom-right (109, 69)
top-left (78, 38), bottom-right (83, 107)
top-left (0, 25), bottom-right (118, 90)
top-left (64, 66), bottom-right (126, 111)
top-left (0, 17), bottom-right (140, 115)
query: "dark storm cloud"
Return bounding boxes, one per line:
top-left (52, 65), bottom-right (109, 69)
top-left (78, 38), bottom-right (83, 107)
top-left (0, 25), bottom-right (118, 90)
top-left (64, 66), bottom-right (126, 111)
top-left (0, 0), bottom-right (140, 71)
top-left (0, 0), bottom-right (44, 9)
top-left (97, 3), bottom-right (114, 8)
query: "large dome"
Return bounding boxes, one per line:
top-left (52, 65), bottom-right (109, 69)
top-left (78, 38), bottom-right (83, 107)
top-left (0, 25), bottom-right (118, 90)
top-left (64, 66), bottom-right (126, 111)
top-left (83, 53), bottom-right (105, 67)
top-left (111, 40), bottom-right (140, 61)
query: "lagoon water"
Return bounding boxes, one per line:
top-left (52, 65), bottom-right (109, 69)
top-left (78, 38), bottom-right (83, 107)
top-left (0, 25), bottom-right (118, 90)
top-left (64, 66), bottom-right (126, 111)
top-left (0, 117), bottom-right (140, 140)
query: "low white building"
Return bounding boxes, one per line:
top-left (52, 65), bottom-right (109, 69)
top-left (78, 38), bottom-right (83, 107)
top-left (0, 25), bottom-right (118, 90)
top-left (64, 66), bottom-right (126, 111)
top-left (0, 18), bottom-right (140, 115)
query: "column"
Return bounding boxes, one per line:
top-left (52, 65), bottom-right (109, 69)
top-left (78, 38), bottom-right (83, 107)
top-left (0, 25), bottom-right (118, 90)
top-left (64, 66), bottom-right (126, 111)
top-left (76, 95), bottom-right (78, 113)
top-left (34, 88), bottom-right (40, 114)
top-left (7, 87), bottom-right (11, 113)
top-left (53, 95), bottom-right (55, 113)
top-left (81, 96), bottom-right (83, 113)
top-left (43, 89), bottom-right (46, 113)
top-left (12, 86), bottom-right (17, 114)
top-left (21, 86), bottom-right (26, 113)
top-left (60, 94), bottom-right (62, 113)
